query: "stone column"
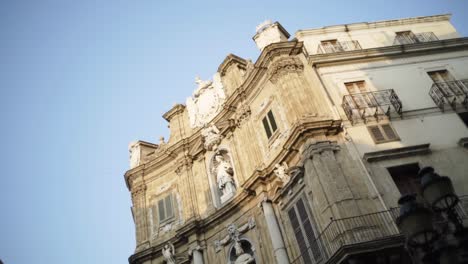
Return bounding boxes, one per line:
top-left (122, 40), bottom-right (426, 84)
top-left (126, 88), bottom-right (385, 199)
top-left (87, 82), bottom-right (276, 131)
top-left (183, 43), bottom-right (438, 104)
top-left (189, 245), bottom-right (204, 264)
top-left (262, 200), bottom-right (290, 264)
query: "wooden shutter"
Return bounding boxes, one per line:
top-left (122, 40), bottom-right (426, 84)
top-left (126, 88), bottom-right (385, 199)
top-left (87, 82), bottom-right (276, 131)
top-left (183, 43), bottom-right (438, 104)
top-left (158, 199), bottom-right (166, 222)
top-left (381, 124), bottom-right (398, 140)
top-left (165, 195), bottom-right (173, 219)
top-left (288, 207), bottom-right (312, 263)
top-left (297, 199), bottom-right (322, 261)
top-left (368, 125), bottom-right (385, 143)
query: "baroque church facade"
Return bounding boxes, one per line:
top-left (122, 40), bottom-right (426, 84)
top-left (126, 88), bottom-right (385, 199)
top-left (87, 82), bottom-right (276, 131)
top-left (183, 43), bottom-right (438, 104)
top-left (125, 14), bottom-right (468, 264)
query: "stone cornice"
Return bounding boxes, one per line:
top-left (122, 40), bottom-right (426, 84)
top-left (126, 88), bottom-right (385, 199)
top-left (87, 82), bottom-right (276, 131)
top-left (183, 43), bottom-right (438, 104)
top-left (242, 118), bottom-right (342, 193)
top-left (363, 143), bottom-right (431, 162)
top-left (162, 104), bottom-right (186, 122)
top-left (295, 14), bottom-right (451, 38)
top-left (308, 37), bottom-right (468, 67)
top-left (217, 53), bottom-right (247, 77)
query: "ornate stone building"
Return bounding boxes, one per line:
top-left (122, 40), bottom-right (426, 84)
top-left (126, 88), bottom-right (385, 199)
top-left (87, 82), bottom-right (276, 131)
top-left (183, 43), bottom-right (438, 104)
top-left (125, 14), bottom-right (468, 264)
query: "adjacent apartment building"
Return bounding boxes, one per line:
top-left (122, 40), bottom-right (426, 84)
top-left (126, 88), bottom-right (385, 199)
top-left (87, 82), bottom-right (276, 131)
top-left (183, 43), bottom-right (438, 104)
top-left (124, 14), bottom-right (468, 264)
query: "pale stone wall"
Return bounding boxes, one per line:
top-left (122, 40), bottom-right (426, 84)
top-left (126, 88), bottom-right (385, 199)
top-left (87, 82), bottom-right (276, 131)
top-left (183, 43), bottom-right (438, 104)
top-left (125, 14), bottom-right (468, 264)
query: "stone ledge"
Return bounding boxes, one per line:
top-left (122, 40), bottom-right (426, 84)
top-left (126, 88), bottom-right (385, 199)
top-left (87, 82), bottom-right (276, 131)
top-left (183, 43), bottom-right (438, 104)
top-left (363, 144), bottom-right (431, 162)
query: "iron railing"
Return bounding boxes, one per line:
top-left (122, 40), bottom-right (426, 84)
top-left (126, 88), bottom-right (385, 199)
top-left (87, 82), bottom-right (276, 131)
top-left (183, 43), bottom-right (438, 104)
top-left (429, 80), bottom-right (468, 111)
top-left (393, 32), bottom-right (438, 45)
top-left (317, 40), bottom-right (362, 54)
top-left (291, 210), bottom-right (400, 264)
top-left (291, 201), bottom-right (468, 264)
top-left (342, 89), bottom-right (403, 124)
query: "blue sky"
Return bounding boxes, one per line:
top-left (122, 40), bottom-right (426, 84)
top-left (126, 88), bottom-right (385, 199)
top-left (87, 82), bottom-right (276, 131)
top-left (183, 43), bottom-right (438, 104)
top-left (0, 0), bottom-right (467, 263)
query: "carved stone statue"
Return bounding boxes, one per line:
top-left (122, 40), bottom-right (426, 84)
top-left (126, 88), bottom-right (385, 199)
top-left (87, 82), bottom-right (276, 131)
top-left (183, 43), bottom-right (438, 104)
top-left (233, 241), bottom-right (255, 264)
top-left (274, 162), bottom-right (290, 183)
top-left (162, 243), bottom-right (176, 264)
top-left (201, 124), bottom-right (221, 151)
top-left (128, 141), bottom-right (140, 169)
top-left (213, 153), bottom-right (236, 203)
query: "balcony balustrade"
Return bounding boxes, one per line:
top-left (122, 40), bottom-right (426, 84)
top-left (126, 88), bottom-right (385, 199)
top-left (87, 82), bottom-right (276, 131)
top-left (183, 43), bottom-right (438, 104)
top-left (342, 89), bottom-right (403, 124)
top-left (393, 32), bottom-right (438, 45)
top-left (290, 199), bottom-right (468, 264)
top-left (317, 40), bottom-right (362, 54)
top-left (429, 80), bottom-right (468, 111)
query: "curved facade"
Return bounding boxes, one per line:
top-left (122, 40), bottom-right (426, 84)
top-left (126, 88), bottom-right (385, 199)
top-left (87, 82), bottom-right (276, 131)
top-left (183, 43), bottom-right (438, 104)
top-left (124, 15), bottom-right (468, 264)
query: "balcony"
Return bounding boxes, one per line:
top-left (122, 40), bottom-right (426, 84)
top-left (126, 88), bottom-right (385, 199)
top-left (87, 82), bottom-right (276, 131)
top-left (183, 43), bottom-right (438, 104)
top-left (290, 198), bottom-right (468, 264)
top-left (393, 32), bottom-right (438, 45)
top-left (342, 89), bottom-right (403, 124)
top-left (429, 80), bottom-right (468, 111)
top-left (317, 41), bottom-right (362, 54)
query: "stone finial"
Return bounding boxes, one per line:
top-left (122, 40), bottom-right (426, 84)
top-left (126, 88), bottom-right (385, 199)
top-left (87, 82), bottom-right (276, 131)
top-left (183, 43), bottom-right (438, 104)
top-left (256, 19), bottom-right (273, 33)
top-left (253, 21), bottom-right (290, 51)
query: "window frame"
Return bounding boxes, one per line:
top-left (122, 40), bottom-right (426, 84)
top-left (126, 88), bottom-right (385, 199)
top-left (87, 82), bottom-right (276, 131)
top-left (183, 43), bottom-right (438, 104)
top-left (157, 194), bottom-right (175, 224)
top-left (262, 109), bottom-right (278, 140)
top-left (287, 196), bottom-right (323, 263)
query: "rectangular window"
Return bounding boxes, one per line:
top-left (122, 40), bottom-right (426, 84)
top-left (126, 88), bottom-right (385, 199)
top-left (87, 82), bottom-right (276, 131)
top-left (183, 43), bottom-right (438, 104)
top-left (157, 194), bottom-right (174, 223)
top-left (288, 197), bottom-right (322, 263)
top-left (427, 70), bottom-right (454, 83)
top-left (367, 123), bottom-right (399, 144)
top-left (388, 163), bottom-right (421, 197)
top-left (262, 110), bottom-right (278, 139)
top-left (345, 81), bottom-right (367, 94)
top-left (395, 31), bottom-right (418, 44)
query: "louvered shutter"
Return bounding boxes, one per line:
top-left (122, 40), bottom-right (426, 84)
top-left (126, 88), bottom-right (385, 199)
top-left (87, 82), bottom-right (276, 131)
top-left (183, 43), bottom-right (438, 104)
top-left (369, 125), bottom-right (385, 142)
top-left (297, 199), bottom-right (322, 261)
top-left (288, 207), bottom-right (312, 263)
top-left (165, 195), bottom-right (173, 219)
top-left (158, 199), bottom-right (166, 222)
top-left (381, 124), bottom-right (397, 140)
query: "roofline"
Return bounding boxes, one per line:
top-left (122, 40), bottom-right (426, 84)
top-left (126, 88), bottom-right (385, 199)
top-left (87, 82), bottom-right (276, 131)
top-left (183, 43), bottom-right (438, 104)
top-left (295, 14), bottom-right (452, 38)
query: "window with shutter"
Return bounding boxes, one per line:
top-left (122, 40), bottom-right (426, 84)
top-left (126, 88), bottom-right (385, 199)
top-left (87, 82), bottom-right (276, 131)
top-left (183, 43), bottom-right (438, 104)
top-left (367, 123), bottom-right (399, 144)
top-left (157, 194), bottom-right (174, 223)
top-left (262, 110), bottom-right (278, 139)
top-left (427, 70), bottom-right (454, 83)
top-left (287, 197), bottom-right (322, 263)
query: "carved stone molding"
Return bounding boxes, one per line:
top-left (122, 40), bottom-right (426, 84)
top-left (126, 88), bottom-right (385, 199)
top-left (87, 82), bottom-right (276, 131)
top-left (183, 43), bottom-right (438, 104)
top-left (132, 184), bottom-right (147, 199)
top-left (235, 102), bottom-right (251, 127)
top-left (213, 217), bottom-right (256, 253)
top-left (301, 140), bottom-right (340, 162)
top-left (201, 125), bottom-right (222, 151)
top-left (268, 56), bottom-right (304, 84)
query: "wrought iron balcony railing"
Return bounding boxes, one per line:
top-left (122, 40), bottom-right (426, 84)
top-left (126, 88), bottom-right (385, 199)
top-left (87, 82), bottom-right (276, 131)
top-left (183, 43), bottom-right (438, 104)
top-left (393, 32), bottom-right (438, 45)
top-left (290, 201), bottom-right (468, 264)
top-left (291, 210), bottom-right (400, 264)
top-left (342, 89), bottom-right (403, 124)
top-left (317, 40), bottom-right (362, 54)
top-left (429, 80), bottom-right (468, 111)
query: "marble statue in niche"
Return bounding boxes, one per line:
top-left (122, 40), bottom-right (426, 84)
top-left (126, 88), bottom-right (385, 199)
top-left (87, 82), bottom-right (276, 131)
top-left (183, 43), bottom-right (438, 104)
top-left (186, 73), bottom-right (226, 128)
top-left (162, 243), bottom-right (176, 264)
top-left (232, 240), bottom-right (255, 264)
top-left (211, 150), bottom-right (236, 203)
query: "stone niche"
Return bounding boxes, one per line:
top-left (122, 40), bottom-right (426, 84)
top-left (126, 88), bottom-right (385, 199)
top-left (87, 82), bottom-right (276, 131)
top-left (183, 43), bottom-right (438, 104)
top-left (207, 148), bottom-right (238, 207)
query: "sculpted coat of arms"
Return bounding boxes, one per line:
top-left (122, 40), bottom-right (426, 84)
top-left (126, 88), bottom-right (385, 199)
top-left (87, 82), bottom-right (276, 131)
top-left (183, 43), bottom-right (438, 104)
top-left (186, 73), bottom-right (226, 128)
